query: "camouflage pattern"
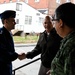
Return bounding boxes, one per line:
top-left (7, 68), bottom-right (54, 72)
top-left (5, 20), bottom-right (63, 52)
top-left (50, 31), bottom-right (75, 75)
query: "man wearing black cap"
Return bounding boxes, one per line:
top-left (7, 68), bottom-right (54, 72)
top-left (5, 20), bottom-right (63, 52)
top-left (0, 10), bottom-right (25, 75)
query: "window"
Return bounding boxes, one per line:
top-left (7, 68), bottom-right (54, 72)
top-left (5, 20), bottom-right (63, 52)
top-left (36, 13), bottom-right (40, 16)
top-left (25, 16), bottom-right (32, 25)
top-left (25, 0), bottom-right (28, 3)
top-left (56, 0), bottom-right (61, 4)
top-left (17, 0), bottom-right (20, 1)
top-left (35, 0), bottom-right (40, 2)
top-left (66, 0), bottom-right (71, 2)
top-left (16, 3), bottom-right (22, 11)
top-left (39, 17), bottom-right (44, 23)
top-left (25, 16), bottom-right (28, 24)
top-left (16, 19), bottom-right (19, 24)
top-left (10, 0), bottom-right (12, 2)
top-left (29, 16), bottom-right (32, 24)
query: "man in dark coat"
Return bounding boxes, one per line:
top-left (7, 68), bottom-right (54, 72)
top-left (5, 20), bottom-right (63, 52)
top-left (24, 16), bottom-right (62, 75)
top-left (0, 10), bottom-right (25, 75)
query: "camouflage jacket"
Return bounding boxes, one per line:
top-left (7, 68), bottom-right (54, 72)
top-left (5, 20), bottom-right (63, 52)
top-left (50, 31), bottom-right (75, 75)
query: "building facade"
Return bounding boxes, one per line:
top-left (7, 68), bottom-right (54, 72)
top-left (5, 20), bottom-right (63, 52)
top-left (0, 0), bottom-right (75, 15)
top-left (0, 2), bottom-right (45, 34)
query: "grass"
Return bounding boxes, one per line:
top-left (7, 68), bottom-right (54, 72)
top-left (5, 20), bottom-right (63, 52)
top-left (13, 35), bottom-right (39, 44)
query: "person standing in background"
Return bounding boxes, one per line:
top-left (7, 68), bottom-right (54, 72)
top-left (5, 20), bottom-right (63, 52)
top-left (50, 2), bottom-right (75, 75)
top-left (24, 16), bottom-right (62, 75)
top-left (0, 10), bottom-right (25, 75)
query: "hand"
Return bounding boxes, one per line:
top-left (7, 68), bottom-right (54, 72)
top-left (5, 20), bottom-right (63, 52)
top-left (18, 53), bottom-right (26, 60)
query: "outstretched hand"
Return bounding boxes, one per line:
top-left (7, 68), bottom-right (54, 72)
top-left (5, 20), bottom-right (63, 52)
top-left (18, 53), bottom-right (26, 60)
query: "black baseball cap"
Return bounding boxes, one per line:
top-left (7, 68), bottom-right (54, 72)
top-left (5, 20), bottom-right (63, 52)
top-left (0, 10), bottom-right (16, 19)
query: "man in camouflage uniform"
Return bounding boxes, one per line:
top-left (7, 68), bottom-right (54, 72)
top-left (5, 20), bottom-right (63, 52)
top-left (50, 3), bottom-right (75, 75)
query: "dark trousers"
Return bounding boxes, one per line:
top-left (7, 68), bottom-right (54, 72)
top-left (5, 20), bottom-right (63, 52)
top-left (38, 63), bottom-right (50, 75)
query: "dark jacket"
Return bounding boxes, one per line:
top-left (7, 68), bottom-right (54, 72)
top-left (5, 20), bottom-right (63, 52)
top-left (0, 27), bottom-right (18, 75)
top-left (26, 28), bottom-right (62, 68)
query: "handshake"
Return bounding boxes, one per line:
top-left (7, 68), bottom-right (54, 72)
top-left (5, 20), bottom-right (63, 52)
top-left (18, 53), bottom-right (26, 60)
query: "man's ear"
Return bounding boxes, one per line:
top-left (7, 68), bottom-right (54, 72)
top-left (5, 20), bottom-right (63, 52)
top-left (6, 20), bottom-right (9, 24)
top-left (59, 19), bottom-right (63, 27)
top-left (4, 19), bottom-right (7, 24)
top-left (3, 19), bottom-right (6, 24)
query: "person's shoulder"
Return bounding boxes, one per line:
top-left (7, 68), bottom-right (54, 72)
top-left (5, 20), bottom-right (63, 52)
top-left (51, 28), bottom-right (57, 34)
top-left (40, 31), bottom-right (45, 35)
top-left (51, 28), bottom-right (62, 39)
top-left (39, 31), bottom-right (45, 38)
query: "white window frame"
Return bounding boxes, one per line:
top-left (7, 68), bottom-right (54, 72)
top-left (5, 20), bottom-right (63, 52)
top-left (10, 0), bottom-right (12, 2)
top-left (66, 0), bottom-right (71, 2)
top-left (39, 17), bottom-right (44, 23)
top-left (16, 3), bottom-right (22, 11)
top-left (35, 0), bottom-right (40, 2)
top-left (56, 0), bottom-right (61, 4)
top-left (16, 19), bottom-right (19, 24)
top-left (25, 15), bottom-right (32, 25)
top-left (17, 0), bottom-right (20, 1)
top-left (25, 0), bottom-right (28, 3)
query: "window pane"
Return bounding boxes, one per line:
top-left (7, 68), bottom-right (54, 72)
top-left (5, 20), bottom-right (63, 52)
top-left (39, 17), bottom-right (44, 23)
top-left (16, 3), bottom-right (22, 11)
top-left (25, 16), bottom-right (32, 25)
top-left (56, 0), bottom-right (60, 4)
top-left (16, 19), bottom-right (19, 24)
top-left (25, 16), bottom-right (28, 24)
top-left (25, 0), bottom-right (28, 3)
top-left (35, 0), bottom-right (40, 2)
top-left (29, 16), bottom-right (32, 24)
top-left (66, 0), bottom-right (71, 2)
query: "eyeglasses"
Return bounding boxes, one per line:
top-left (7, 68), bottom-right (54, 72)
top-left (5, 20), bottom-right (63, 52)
top-left (44, 22), bottom-right (51, 24)
top-left (52, 17), bottom-right (59, 21)
top-left (52, 15), bottom-right (59, 21)
top-left (52, 18), bottom-right (59, 21)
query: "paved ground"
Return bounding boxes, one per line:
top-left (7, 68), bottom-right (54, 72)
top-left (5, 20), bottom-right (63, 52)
top-left (12, 43), bottom-right (41, 75)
